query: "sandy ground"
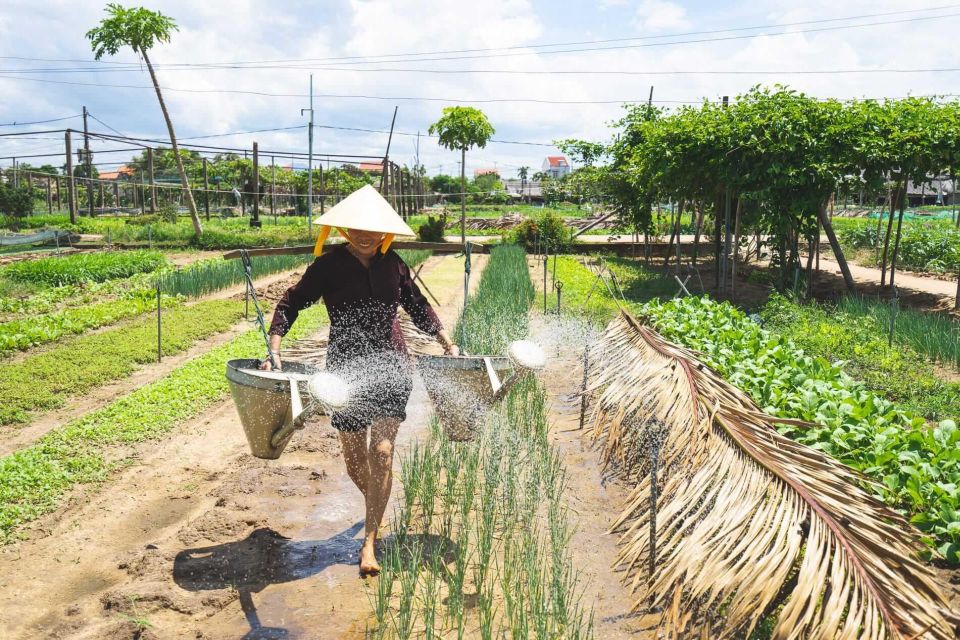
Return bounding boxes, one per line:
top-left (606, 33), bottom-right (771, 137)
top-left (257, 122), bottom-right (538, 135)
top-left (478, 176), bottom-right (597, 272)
top-left (816, 256), bottom-right (958, 307)
top-left (0, 253), bottom-right (482, 640)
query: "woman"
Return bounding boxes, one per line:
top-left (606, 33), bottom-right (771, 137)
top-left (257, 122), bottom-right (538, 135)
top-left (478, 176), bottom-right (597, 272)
top-left (261, 186), bottom-right (458, 576)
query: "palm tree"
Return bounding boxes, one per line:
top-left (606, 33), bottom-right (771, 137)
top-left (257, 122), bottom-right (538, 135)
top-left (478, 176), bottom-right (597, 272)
top-left (517, 166), bottom-right (529, 203)
top-left (87, 4), bottom-right (202, 236)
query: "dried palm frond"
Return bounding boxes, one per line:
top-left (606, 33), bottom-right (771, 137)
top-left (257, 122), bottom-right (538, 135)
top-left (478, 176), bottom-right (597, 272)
top-left (588, 311), bottom-right (959, 639)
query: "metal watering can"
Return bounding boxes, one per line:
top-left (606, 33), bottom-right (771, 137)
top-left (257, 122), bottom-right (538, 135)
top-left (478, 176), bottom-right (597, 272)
top-left (226, 359), bottom-right (350, 459)
top-left (418, 340), bottom-right (548, 442)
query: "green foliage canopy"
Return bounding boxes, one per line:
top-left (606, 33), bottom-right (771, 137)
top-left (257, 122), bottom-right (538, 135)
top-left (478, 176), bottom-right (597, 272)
top-left (428, 106), bottom-right (495, 152)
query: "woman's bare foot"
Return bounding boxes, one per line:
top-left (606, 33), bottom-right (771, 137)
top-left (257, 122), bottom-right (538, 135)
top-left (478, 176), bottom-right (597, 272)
top-left (359, 540), bottom-right (381, 577)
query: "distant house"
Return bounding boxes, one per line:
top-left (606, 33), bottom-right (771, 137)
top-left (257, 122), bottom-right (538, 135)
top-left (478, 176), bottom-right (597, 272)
top-left (358, 161), bottom-right (384, 174)
top-left (906, 176), bottom-right (956, 206)
top-left (503, 178), bottom-right (543, 202)
top-left (98, 165), bottom-right (136, 181)
top-left (473, 168), bottom-right (499, 178)
top-left (542, 156), bottom-right (570, 179)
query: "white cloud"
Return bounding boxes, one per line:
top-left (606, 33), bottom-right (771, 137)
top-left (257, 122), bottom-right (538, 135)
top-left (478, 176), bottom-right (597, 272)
top-left (0, 0), bottom-right (957, 177)
top-left (632, 0), bottom-right (691, 32)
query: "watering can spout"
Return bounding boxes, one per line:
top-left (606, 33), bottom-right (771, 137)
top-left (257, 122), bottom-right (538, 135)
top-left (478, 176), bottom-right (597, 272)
top-left (491, 340), bottom-right (547, 402)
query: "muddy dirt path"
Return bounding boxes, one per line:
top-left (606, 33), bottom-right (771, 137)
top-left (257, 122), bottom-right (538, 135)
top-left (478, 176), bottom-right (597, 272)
top-left (0, 253), bottom-right (481, 640)
top-left (526, 300), bottom-right (660, 639)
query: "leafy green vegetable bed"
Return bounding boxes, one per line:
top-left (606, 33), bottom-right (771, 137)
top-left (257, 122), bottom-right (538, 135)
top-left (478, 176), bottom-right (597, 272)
top-left (1, 250), bottom-right (167, 286)
top-left (554, 257), bottom-right (959, 561)
top-left (835, 217), bottom-right (960, 274)
top-left (761, 294), bottom-right (960, 422)
top-left (0, 304), bottom-right (328, 541)
top-left (0, 291), bottom-right (178, 355)
top-left (0, 253), bottom-right (317, 355)
top-left (643, 297), bottom-right (959, 561)
top-left (0, 299), bottom-right (244, 426)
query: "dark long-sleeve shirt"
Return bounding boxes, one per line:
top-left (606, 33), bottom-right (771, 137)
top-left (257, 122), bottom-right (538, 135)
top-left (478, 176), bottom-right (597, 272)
top-left (268, 246), bottom-right (442, 366)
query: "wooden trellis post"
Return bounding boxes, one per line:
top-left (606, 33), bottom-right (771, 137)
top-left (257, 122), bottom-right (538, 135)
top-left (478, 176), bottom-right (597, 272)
top-left (65, 130), bottom-right (77, 225)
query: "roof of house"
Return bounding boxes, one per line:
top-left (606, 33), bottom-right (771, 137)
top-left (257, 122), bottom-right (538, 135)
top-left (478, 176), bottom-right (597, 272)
top-left (905, 177), bottom-right (955, 196)
top-left (358, 162), bottom-right (384, 173)
top-left (545, 156), bottom-right (569, 168)
top-left (473, 168), bottom-right (499, 177)
top-left (98, 165), bottom-right (136, 181)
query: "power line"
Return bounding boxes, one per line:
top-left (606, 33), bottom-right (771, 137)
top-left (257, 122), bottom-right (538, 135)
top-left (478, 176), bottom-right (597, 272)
top-left (0, 114), bottom-right (81, 127)
top-left (0, 74), bottom-right (717, 105)
top-left (6, 63), bottom-right (960, 77)
top-left (86, 111), bottom-right (125, 137)
top-left (3, 5), bottom-right (957, 68)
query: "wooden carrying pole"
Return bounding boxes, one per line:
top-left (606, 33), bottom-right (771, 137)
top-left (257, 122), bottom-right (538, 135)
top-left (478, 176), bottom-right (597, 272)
top-left (222, 241), bottom-right (490, 261)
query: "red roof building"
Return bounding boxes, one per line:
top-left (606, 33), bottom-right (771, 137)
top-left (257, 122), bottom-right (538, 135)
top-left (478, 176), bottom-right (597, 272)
top-left (542, 156), bottom-right (570, 179)
top-left (98, 165), bottom-right (136, 181)
top-left (358, 162), bottom-right (384, 173)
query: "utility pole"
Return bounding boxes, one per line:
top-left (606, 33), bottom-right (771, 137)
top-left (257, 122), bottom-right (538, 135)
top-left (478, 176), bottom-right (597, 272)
top-left (301, 74), bottom-right (314, 233)
top-left (83, 106), bottom-right (94, 217)
top-left (720, 95), bottom-right (730, 293)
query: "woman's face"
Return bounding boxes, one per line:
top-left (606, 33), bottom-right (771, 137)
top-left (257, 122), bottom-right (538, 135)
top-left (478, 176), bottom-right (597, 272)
top-left (349, 229), bottom-right (386, 258)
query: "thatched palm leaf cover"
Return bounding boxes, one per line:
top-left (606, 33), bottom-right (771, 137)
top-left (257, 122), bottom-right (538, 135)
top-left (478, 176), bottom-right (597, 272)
top-left (589, 312), bottom-right (959, 639)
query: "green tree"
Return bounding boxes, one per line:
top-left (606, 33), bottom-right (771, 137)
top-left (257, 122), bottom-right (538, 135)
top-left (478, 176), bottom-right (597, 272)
top-left (428, 107), bottom-right (495, 243)
top-left (87, 4), bottom-right (203, 236)
top-left (0, 183), bottom-right (35, 227)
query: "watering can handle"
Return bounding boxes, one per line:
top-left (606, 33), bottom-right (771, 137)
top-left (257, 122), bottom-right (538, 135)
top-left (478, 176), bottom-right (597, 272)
top-left (270, 379), bottom-right (314, 448)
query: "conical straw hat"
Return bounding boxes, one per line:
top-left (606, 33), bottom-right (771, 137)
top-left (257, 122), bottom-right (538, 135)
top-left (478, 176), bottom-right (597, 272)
top-left (311, 185), bottom-right (416, 256)
top-left (312, 185), bottom-right (415, 236)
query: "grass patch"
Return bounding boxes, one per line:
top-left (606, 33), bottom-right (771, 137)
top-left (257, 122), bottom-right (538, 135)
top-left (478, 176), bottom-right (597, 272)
top-left (0, 304), bottom-right (328, 541)
top-left (0, 299), bottom-right (245, 426)
top-left (549, 255), bottom-right (679, 325)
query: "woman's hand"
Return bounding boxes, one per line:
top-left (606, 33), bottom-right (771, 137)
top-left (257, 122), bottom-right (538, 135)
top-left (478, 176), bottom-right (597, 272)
top-left (437, 330), bottom-right (459, 356)
top-left (259, 353), bottom-right (281, 371)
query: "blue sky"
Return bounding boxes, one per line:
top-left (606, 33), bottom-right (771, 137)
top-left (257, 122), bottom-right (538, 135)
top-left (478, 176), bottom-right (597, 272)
top-left (1, 1), bottom-right (958, 179)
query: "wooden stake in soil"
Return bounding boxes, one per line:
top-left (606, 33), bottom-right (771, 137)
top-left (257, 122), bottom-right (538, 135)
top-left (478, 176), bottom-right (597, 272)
top-left (148, 147), bottom-right (156, 214)
top-left (579, 343), bottom-right (590, 430)
top-left (202, 157), bottom-right (210, 221)
top-left (156, 282), bottom-right (162, 363)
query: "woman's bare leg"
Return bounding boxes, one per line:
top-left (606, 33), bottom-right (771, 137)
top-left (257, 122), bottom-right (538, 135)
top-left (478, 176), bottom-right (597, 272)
top-left (338, 430), bottom-right (369, 497)
top-left (360, 417), bottom-right (400, 574)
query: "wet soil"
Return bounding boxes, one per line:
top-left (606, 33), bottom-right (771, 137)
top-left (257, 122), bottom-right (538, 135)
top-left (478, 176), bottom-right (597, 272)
top-left (0, 254), bottom-right (483, 640)
top-left (533, 324), bottom-right (660, 639)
